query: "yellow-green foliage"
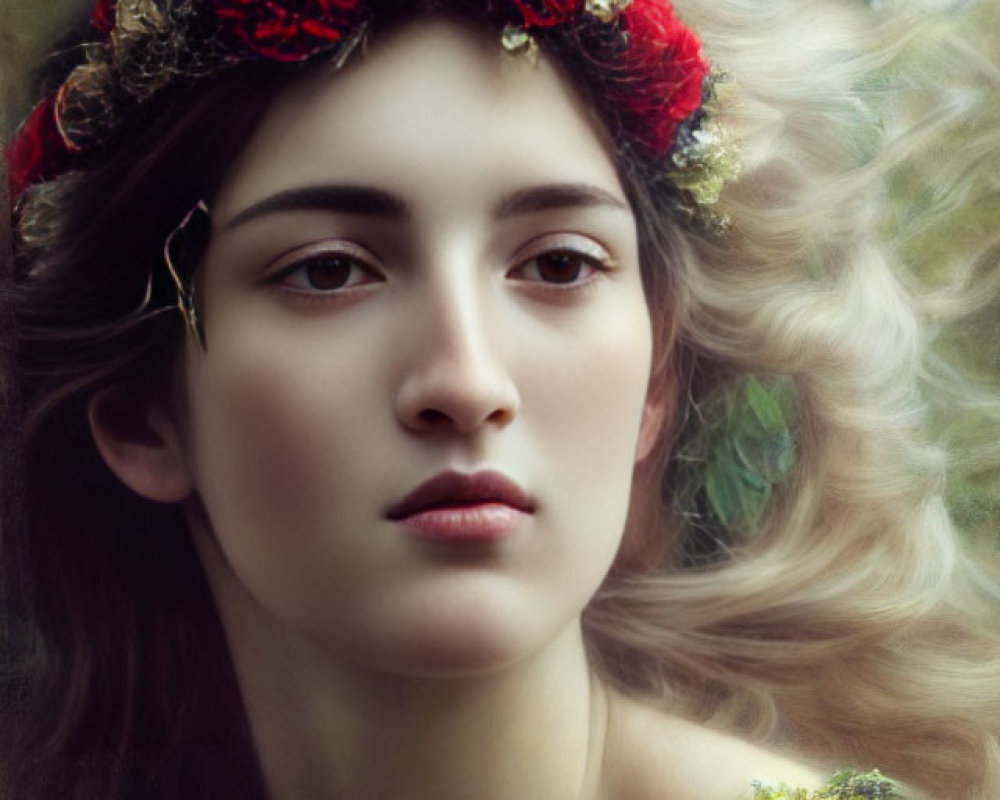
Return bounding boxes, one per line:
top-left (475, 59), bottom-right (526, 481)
top-left (879, 2), bottom-right (1000, 547)
top-left (751, 769), bottom-right (904, 799)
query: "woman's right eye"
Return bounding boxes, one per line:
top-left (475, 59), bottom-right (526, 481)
top-left (269, 250), bottom-right (383, 295)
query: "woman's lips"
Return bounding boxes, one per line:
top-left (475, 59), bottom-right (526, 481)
top-left (396, 504), bottom-right (529, 542)
top-left (386, 470), bottom-right (535, 542)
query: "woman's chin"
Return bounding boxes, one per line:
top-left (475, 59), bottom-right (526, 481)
top-left (310, 583), bottom-right (584, 680)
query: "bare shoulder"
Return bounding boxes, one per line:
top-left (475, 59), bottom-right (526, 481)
top-left (601, 690), bottom-right (826, 800)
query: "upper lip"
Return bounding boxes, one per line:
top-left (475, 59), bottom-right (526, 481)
top-left (386, 470), bottom-right (536, 520)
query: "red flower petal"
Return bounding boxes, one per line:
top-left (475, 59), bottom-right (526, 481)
top-left (91, 0), bottom-right (116, 33)
top-left (301, 18), bottom-right (344, 41)
top-left (213, 0), bottom-right (362, 62)
top-left (6, 95), bottom-right (71, 203)
top-left (622, 0), bottom-right (709, 150)
top-left (215, 8), bottom-right (250, 21)
top-left (514, 0), bottom-right (581, 29)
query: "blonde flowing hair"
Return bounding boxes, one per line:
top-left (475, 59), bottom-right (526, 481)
top-left (585, 2), bottom-right (1000, 797)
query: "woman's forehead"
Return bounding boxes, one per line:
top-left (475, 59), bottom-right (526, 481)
top-left (211, 18), bottom-right (625, 225)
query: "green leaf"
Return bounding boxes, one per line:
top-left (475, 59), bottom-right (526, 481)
top-left (735, 425), bottom-right (796, 483)
top-left (746, 377), bottom-right (787, 431)
top-left (704, 448), bottom-right (771, 528)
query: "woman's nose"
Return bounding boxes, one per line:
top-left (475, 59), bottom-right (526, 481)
top-left (394, 285), bottom-right (521, 436)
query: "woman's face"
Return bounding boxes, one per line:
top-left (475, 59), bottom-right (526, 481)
top-left (179, 19), bottom-right (663, 676)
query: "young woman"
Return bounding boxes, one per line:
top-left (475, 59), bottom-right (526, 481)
top-left (3, 1), bottom-right (999, 798)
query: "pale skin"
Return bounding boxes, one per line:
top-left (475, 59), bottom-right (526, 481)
top-left (91, 18), bottom-right (824, 800)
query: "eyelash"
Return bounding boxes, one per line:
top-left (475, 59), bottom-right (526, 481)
top-left (509, 247), bottom-right (614, 292)
top-left (265, 242), bottom-right (383, 303)
top-left (265, 238), bottom-right (615, 303)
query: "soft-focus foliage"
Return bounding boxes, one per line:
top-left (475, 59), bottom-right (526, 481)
top-left (752, 769), bottom-right (904, 799)
top-left (878, 2), bottom-right (1000, 546)
top-left (3, 2), bottom-right (89, 129)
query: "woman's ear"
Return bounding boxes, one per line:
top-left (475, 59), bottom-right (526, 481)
top-left (636, 396), bottom-right (668, 463)
top-left (635, 358), bottom-right (678, 464)
top-left (88, 389), bottom-right (194, 503)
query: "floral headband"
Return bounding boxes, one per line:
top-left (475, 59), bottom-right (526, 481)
top-left (7, 0), bottom-right (736, 231)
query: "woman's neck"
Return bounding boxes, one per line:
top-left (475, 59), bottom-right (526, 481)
top-left (230, 619), bottom-right (609, 800)
top-left (187, 495), bottom-right (615, 799)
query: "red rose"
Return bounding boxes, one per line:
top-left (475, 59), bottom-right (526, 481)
top-left (622, 0), bottom-right (709, 151)
top-left (6, 95), bottom-right (71, 204)
top-left (214, 0), bottom-right (365, 62)
top-left (91, 0), bottom-right (116, 33)
top-left (513, 0), bottom-right (581, 29)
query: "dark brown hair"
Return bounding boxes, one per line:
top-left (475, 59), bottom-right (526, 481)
top-left (2, 18), bottom-right (684, 799)
top-left (5, 62), bottom-right (316, 798)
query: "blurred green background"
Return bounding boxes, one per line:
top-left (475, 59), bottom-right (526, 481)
top-left (2, 0), bottom-right (90, 134)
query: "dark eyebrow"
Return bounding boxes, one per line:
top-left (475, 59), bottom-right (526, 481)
top-left (222, 181), bottom-right (629, 231)
top-left (222, 184), bottom-right (408, 230)
top-left (492, 183), bottom-right (630, 219)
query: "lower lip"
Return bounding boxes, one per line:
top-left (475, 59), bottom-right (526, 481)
top-left (394, 503), bottom-right (528, 543)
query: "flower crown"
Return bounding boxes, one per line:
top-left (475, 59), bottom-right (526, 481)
top-left (7, 0), bottom-right (736, 231)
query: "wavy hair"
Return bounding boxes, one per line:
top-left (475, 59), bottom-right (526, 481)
top-left (3, 1), bottom-right (999, 798)
top-left (586, 2), bottom-right (1000, 798)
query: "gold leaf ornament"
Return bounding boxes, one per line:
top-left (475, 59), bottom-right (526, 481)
top-left (501, 23), bottom-right (538, 57)
top-left (584, 0), bottom-right (634, 23)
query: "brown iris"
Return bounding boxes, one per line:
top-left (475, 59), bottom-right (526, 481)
top-left (534, 252), bottom-right (588, 283)
top-left (301, 256), bottom-right (355, 290)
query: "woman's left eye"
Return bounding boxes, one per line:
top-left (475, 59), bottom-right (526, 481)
top-left (267, 248), bottom-right (383, 295)
top-left (510, 248), bottom-right (611, 285)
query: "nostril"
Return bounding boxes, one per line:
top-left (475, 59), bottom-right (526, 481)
top-left (396, 356), bottom-right (522, 434)
top-left (417, 408), bottom-right (451, 426)
top-left (410, 402), bottom-right (516, 434)
top-left (486, 407), bottom-right (514, 425)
